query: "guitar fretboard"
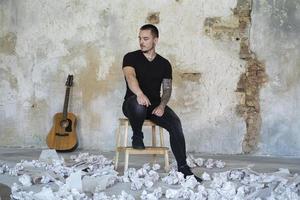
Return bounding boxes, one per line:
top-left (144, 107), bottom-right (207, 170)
top-left (62, 87), bottom-right (71, 120)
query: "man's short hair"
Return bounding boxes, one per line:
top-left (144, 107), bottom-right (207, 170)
top-left (140, 24), bottom-right (159, 38)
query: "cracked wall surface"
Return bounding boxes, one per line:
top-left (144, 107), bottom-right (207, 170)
top-left (0, 0), bottom-right (299, 156)
top-left (234, 0), bottom-right (268, 154)
top-left (202, 0), bottom-right (300, 156)
top-left (251, 0), bottom-right (300, 156)
top-left (203, 0), bottom-right (268, 154)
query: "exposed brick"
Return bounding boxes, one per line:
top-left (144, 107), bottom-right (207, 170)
top-left (203, 0), bottom-right (268, 153)
top-left (235, 0), bottom-right (267, 153)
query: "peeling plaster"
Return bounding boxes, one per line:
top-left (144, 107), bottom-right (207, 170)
top-left (146, 12), bottom-right (160, 24)
top-left (204, 0), bottom-right (269, 154)
top-left (204, 16), bottom-right (239, 41)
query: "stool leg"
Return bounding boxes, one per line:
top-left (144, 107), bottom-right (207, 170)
top-left (152, 125), bottom-right (157, 164)
top-left (159, 127), bottom-right (164, 146)
top-left (115, 152), bottom-right (119, 170)
top-left (164, 150), bottom-right (169, 172)
top-left (124, 150), bottom-right (129, 172)
top-left (124, 120), bottom-right (129, 147)
top-left (115, 123), bottom-right (121, 170)
top-left (152, 126), bottom-right (156, 147)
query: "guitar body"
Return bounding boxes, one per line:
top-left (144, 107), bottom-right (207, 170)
top-left (47, 112), bottom-right (78, 151)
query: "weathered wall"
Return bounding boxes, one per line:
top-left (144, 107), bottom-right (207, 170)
top-left (0, 0), bottom-right (246, 153)
top-left (251, 0), bottom-right (300, 156)
top-left (0, 0), bottom-right (298, 156)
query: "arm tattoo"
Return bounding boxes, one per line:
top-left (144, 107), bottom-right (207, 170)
top-left (160, 79), bottom-right (172, 108)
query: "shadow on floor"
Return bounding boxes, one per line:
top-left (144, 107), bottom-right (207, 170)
top-left (0, 183), bottom-right (11, 200)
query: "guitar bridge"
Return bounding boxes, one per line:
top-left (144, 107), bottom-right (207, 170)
top-left (55, 132), bottom-right (69, 136)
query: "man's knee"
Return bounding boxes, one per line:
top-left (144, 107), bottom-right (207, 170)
top-left (126, 95), bottom-right (147, 115)
top-left (160, 116), bottom-right (182, 135)
top-left (165, 107), bottom-right (182, 126)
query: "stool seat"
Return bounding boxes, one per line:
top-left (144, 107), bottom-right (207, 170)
top-left (119, 118), bottom-right (157, 126)
top-left (115, 118), bottom-right (169, 172)
top-left (117, 146), bottom-right (169, 154)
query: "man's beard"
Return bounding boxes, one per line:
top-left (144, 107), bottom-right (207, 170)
top-left (141, 46), bottom-right (154, 53)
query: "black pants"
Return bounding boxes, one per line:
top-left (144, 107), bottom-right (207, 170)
top-left (122, 95), bottom-right (187, 167)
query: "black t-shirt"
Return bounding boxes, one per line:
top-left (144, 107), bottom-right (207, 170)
top-left (122, 50), bottom-right (172, 105)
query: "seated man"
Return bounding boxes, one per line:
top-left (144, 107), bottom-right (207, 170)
top-left (121, 24), bottom-right (202, 182)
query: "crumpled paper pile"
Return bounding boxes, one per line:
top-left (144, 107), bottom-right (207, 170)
top-left (6, 151), bottom-right (119, 199)
top-left (2, 151), bottom-right (300, 200)
top-left (186, 154), bottom-right (226, 169)
top-left (161, 167), bottom-right (300, 199)
top-left (120, 163), bottom-right (160, 191)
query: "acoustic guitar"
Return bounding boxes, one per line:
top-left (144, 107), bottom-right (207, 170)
top-left (46, 75), bottom-right (78, 151)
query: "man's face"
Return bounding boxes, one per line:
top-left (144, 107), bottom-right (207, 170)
top-left (139, 29), bottom-right (158, 53)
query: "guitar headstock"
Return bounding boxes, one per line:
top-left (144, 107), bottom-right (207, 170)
top-left (65, 74), bottom-right (74, 87)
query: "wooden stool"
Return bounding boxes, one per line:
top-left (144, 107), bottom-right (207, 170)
top-left (115, 118), bottom-right (169, 172)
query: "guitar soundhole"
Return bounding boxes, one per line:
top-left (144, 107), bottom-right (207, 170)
top-left (60, 119), bottom-right (72, 132)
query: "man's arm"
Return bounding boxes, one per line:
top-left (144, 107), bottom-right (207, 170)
top-left (123, 66), bottom-right (151, 106)
top-left (159, 78), bottom-right (172, 108)
top-left (123, 66), bottom-right (143, 96)
top-left (152, 78), bottom-right (172, 117)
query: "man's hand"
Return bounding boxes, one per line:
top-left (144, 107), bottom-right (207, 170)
top-left (137, 93), bottom-right (151, 107)
top-left (152, 105), bottom-right (165, 117)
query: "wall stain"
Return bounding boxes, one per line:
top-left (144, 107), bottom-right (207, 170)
top-left (204, 16), bottom-right (239, 41)
top-left (146, 12), bottom-right (160, 24)
top-left (0, 126), bottom-right (18, 145)
top-left (61, 42), bottom-right (121, 129)
top-left (0, 32), bottom-right (17, 55)
top-left (179, 72), bottom-right (201, 83)
top-left (0, 68), bottom-right (18, 91)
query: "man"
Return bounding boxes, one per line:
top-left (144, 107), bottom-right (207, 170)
top-left (122, 24), bottom-right (202, 182)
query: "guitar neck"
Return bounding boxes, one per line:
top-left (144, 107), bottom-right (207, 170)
top-left (63, 87), bottom-right (71, 120)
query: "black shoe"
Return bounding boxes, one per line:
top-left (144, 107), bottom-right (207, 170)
top-left (178, 164), bottom-right (203, 183)
top-left (132, 138), bottom-right (145, 149)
